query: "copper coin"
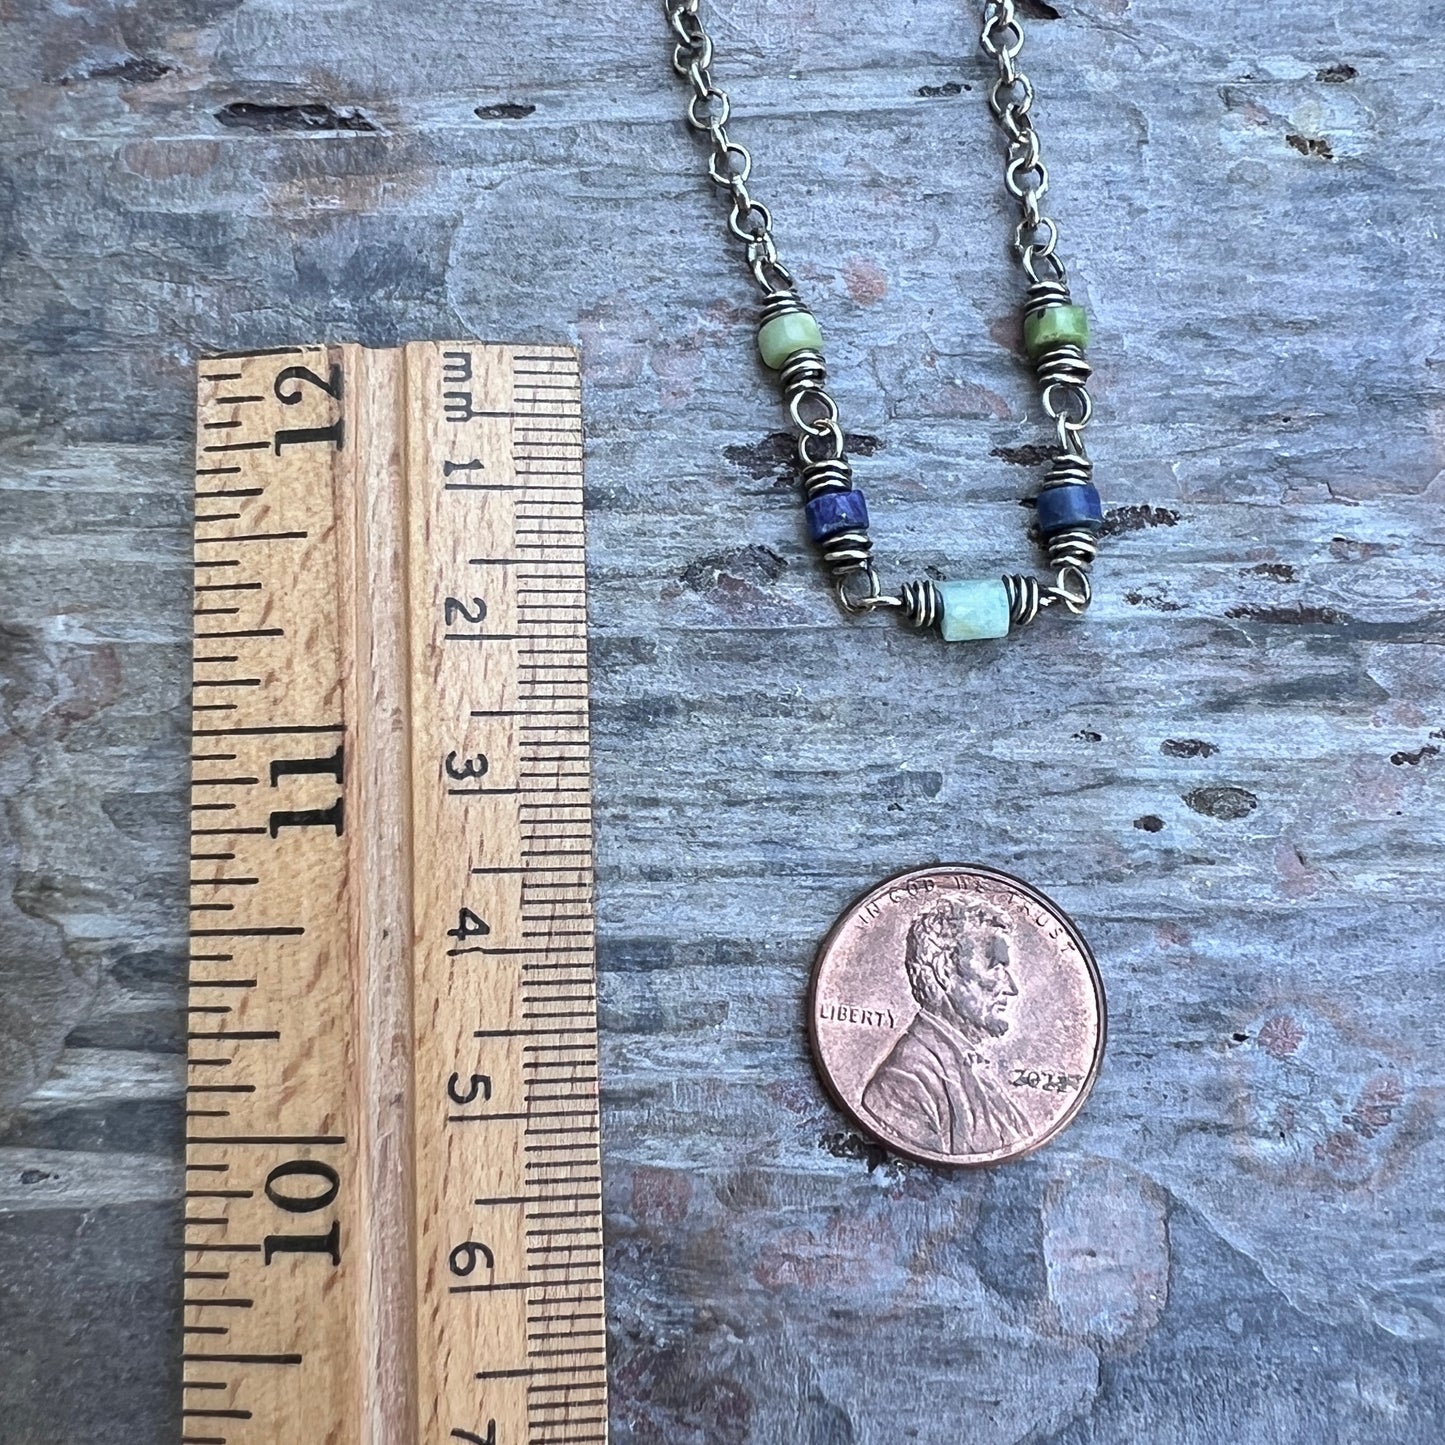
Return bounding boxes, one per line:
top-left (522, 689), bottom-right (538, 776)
top-left (808, 865), bottom-right (1105, 1167)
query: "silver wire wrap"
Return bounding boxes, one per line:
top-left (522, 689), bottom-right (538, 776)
top-left (759, 290), bottom-right (875, 582)
top-left (898, 580), bottom-right (942, 631)
top-left (1002, 574), bottom-right (1043, 627)
top-left (1047, 564), bottom-right (1093, 614)
top-left (801, 456), bottom-right (853, 501)
top-left (818, 529), bottom-right (874, 576)
top-left (1046, 527), bottom-right (1099, 572)
top-left (665, 0), bottom-right (1100, 631)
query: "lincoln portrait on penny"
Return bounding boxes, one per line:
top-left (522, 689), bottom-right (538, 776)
top-left (861, 896), bottom-right (1030, 1156)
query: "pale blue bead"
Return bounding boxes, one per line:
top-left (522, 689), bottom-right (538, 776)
top-left (938, 579), bottom-right (1011, 642)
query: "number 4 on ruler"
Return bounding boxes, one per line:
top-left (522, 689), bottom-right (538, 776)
top-left (446, 907), bottom-right (490, 955)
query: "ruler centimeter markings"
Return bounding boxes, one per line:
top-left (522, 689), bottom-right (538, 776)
top-left (187, 342), bottom-right (606, 1445)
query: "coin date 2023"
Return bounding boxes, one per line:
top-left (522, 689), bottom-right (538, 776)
top-left (1008, 1068), bottom-right (1081, 1093)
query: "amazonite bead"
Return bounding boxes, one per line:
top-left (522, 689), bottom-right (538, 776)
top-left (758, 310), bottom-right (823, 369)
top-left (1024, 303), bottom-right (1089, 359)
top-left (938, 579), bottom-right (1011, 642)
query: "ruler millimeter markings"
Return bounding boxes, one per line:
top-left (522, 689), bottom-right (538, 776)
top-left (186, 343), bottom-right (605, 1444)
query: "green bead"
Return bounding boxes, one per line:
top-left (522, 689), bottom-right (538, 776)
top-left (938, 579), bottom-right (1011, 642)
top-left (758, 310), bottom-right (823, 369)
top-left (1024, 303), bottom-right (1089, 359)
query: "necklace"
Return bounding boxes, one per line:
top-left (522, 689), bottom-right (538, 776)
top-left (663, 0), bottom-right (1102, 637)
top-left (664, 0), bottom-right (1106, 1163)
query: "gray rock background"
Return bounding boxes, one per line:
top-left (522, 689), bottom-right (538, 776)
top-left (2, 0), bottom-right (1443, 1441)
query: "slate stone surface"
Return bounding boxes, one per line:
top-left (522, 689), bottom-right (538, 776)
top-left (2, 1), bottom-right (1443, 1441)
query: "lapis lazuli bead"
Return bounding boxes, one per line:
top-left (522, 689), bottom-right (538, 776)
top-left (1035, 482), bottom-right (1104, 535)
top-left (805, 488), bottom-right (869, 542)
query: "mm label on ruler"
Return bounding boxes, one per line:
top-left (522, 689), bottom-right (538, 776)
top-left (186, 342), bottom-right (606, 1445)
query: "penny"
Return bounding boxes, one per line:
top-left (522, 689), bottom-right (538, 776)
top-left (808, 865), bottom-right (1105, 1167)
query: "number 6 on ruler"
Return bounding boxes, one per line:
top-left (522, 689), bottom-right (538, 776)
top-left (448, 1240), bottom-right (493, 1276)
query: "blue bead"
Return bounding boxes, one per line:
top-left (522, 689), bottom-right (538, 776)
top-left (1035, 482), bottom-right (1104, 535)
top-left (805, 488), bottom-right (869, 543)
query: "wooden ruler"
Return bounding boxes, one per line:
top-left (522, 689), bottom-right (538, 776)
top-left (186, 342), bottom-right (606, 1445)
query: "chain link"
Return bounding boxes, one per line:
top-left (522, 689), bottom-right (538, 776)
top-left (982, 1), bottom-right (1059, 278)
top-left (665, 0), bottom-right (1099, 627)
top-left (668, 0), bottom-right (793, 294)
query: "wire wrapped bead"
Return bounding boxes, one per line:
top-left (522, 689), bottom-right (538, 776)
top-left (1023, 278), bottom-right (1092, 395)
top-left (804, 489), bottom-right (869, 542)
top-left (936, 579), bottom-right (1012, 641)
top-left (1023, 278), bottom-right (1089, 356)
top-left (1037, 453), bottom-right (1102, 572)
top-left (1036, 482), bottom-right (1103, 535)
top-left (757, 290), bottom-right (824, 369)
top-left (1025, 304), bottom-right (1090, 359)
top-left (902, 575), bottom-right (1071, 634)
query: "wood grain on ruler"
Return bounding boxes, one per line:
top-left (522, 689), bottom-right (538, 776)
top-left (187, 342), bottom-right (606, 1445)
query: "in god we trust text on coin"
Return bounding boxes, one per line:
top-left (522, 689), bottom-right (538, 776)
top-left (808, 865), bottom-right (1105, 1168)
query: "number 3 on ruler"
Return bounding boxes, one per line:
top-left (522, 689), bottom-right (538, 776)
top-left (452, 1426), bottom-right (496, 1445)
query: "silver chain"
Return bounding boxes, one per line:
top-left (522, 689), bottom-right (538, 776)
top-left (666, 0), bottom-right (793, 295)
top-left (664, 0), bottom-right (1099, 627)
top-left (980, 0), bottom-right (1093, 467)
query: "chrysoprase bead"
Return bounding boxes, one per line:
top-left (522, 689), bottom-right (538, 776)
top-left (758, 310), bottom-right (823, 369)
top-left (938, 579), bottom-right (1011, 642)
top-left (1035, 481), bottom-right (1104, 535)
top-left (804, 488), bottom-right (869, 542)
top-left (1024, 303), bottom-right (1089, 359)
